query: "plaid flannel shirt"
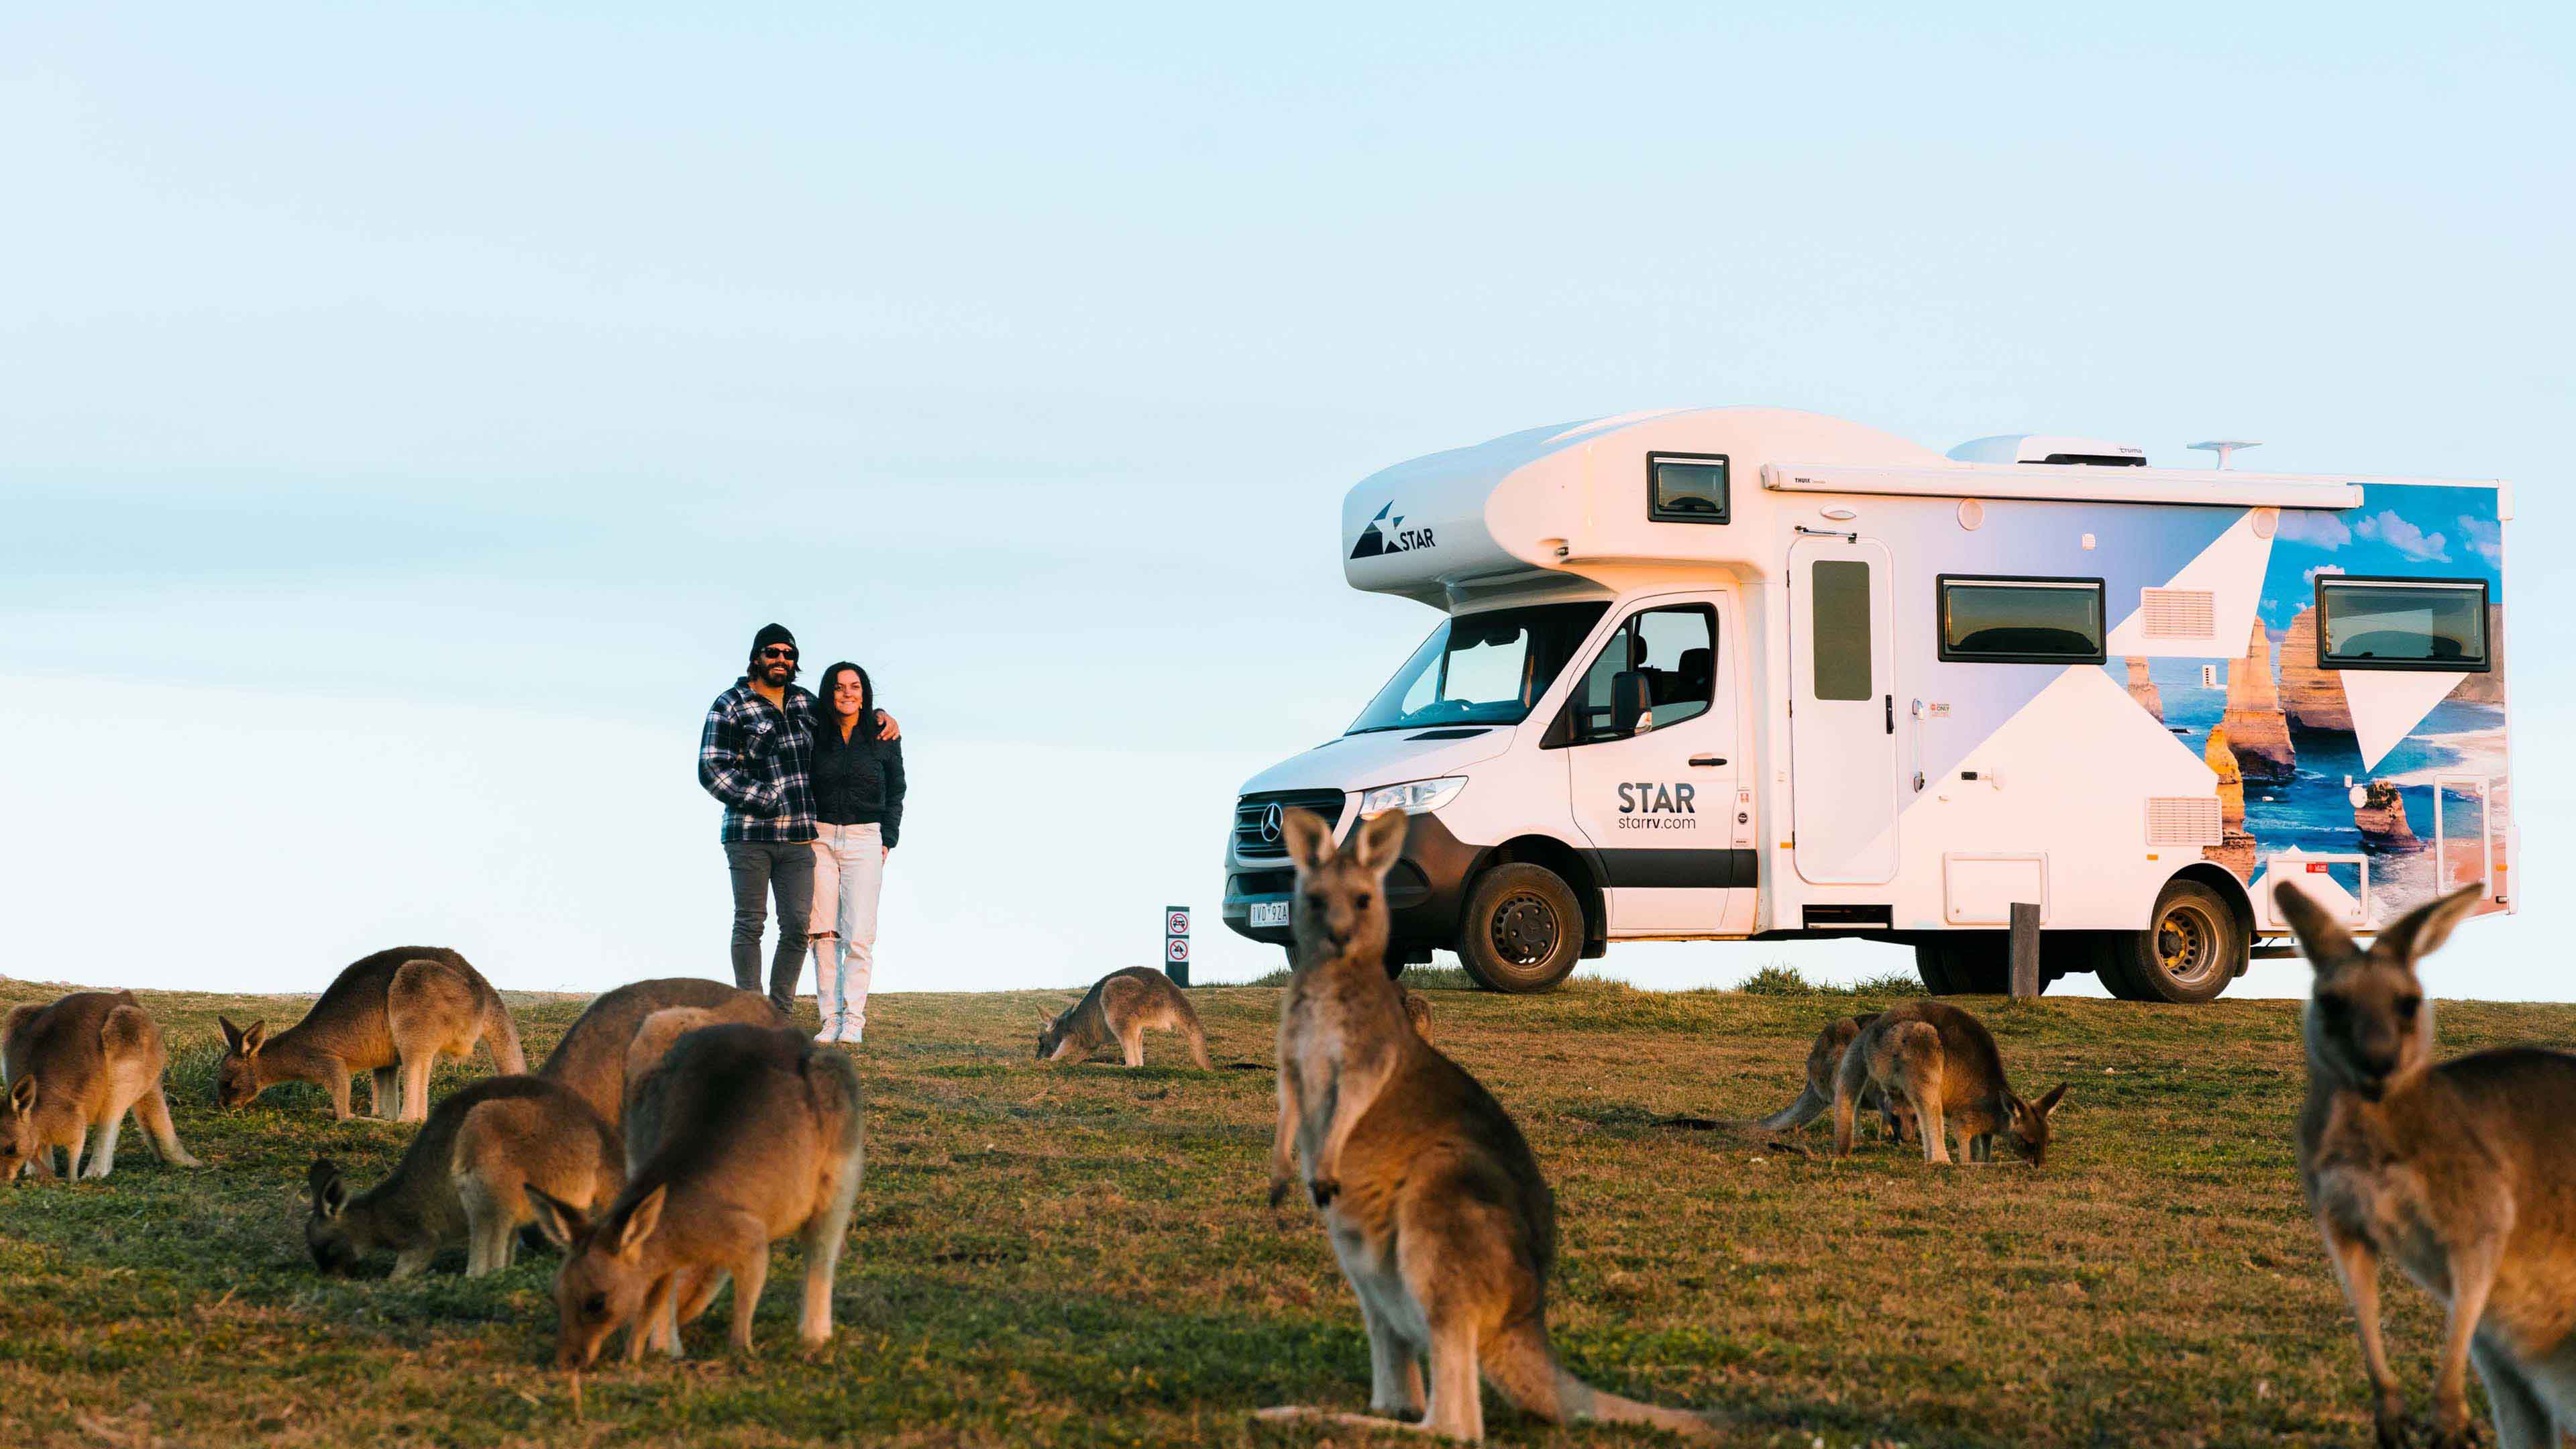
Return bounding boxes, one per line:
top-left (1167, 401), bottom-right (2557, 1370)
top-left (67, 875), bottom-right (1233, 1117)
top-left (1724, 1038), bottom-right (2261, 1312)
top-left (698, 678), bottom-right (819, 843)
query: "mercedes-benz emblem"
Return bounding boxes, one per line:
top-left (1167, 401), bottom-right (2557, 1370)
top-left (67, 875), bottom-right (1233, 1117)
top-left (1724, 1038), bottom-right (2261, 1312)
top-left (1259, 803), bottom-right (1285, 843)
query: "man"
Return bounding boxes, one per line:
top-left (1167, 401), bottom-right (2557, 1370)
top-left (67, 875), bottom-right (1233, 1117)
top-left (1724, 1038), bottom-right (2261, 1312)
top-left (698, 623), bottom-right (898, 1013)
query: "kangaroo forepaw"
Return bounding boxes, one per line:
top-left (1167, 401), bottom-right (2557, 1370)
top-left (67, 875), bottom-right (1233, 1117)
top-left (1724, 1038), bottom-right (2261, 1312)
top-left (1308, 1179), bottom-right (1338, 1208)
top-left (2373, 1406), bottom-right (2421, 1449)
top-left (1267, 1177), bottom-right (1293, 1210)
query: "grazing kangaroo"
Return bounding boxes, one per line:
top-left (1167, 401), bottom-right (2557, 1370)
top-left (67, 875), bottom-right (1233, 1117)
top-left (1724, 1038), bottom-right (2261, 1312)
top-left (622, 1002), bottom-right (786, 1118)
top-left (1262, 807), bottom-right (1717, 1442)
top-left (1832, 1000), bottom-right (2064, 1166)
top-left (1756, 1013), bottom-right (1913, 1144)
top-left (529, 1023), bottom-right (863, 1368)
top-left (1034, 967), bottom-right (1213, 1069)
top-left (539, 977), bottom-right (782, 1132)
top-left (1, 991), bottom-right (198, 1181)
top-left (2278, 879), bottom-right (2576, 1449)
top-left (217, 946), bottom-right (525, 1122)
top-left (304, 1075), bottom-right (623, 1278)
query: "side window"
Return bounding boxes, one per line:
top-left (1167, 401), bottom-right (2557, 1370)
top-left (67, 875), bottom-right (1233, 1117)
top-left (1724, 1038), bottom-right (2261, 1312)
top-left (2317, 576), bottom-right (2491, 671)
top-left (1648, 453), bottom-right (1729, 524)
top-left (1564, 606), bottom-right (1717, 743)
top-left (1935, 575), bottom-right (2105, 664)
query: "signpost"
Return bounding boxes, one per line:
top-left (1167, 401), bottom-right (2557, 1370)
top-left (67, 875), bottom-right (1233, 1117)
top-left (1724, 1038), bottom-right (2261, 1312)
top-left (1164, 905), bottom-right (1191, 987)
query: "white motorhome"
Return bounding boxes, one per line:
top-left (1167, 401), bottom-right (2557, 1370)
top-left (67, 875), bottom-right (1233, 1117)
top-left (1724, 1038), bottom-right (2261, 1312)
top-left (1224, 409), bottom-right (2514, 999)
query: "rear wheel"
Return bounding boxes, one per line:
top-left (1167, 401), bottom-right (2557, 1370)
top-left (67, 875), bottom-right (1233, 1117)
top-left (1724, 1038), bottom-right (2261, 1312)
top-left (1456, 863), bottom-right (1584, 994)
top-left (2102, 879), bottom-right (2243, 1004)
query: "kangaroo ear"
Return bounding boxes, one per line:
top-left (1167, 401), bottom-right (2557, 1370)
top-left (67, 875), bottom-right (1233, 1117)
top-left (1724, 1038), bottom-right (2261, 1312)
top-left (2375, 882), bottom-right (2485, 969)
top-left (609, 1185), bottom-right (666, 1260)
top-left (6, 1075), bottom-right (36, 1112)
top-left (1279, 808), bottom-right (1336, 873)
top-left (527, 1185), bottom-right (588, 1249)
top-left (1350, 809), bottom-right (1409, 875)
top-left (2035, 1083), bottom-right (2068, 1117)
top-left (318, 1173), bottom-right (350, 1219)
top-left (2272, 881), bottom-right (2359, 973)
top-left (241, 1022), bottom-right (268, 1056)
top-left (219, 1016), bottom-right (245, 1053)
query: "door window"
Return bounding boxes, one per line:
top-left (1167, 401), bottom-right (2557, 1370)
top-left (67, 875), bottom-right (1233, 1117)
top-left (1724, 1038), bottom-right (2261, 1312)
top-left (1562, 605), bottom-right (1716, 743)
top-left (1811, 560), bottom-right (1874, 700)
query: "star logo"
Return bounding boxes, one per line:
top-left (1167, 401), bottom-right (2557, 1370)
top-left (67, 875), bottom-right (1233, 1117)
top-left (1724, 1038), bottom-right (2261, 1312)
top-left (1350, 503), bottom-right (1403, 559)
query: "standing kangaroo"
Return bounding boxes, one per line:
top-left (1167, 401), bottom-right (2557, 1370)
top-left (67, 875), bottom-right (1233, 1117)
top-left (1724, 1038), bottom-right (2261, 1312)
top-left (1261, 807), bottom-right (1717, 1442)
top-left (1756, 1013), bottom-right (1913, 1144)
top-left (1, 991), bottom-right (198, 1181)
top-left (538, 977), bottom-right (783, 1132)
top-left (217, 946), bottom-right (525, 1122)
top-left (1832, 1000), bottom-right (2064, 1166)
top-left (529, 1023), bottom-right (863, 1368)
top-left (1034, 967), bottom-right (1214, 1069)
top-left (2278, 879), bottom-right (2576, 1449)
top-left (303, 1075), bottom-right (623, 1278)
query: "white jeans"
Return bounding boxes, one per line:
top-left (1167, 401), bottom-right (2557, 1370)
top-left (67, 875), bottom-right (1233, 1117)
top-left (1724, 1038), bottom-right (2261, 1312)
top-left (808, 822), bottom-right (883, 1030)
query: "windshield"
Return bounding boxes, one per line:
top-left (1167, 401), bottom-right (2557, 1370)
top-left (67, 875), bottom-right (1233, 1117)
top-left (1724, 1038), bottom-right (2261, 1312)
top-left (1346, 602), bottom-right (1611, 734)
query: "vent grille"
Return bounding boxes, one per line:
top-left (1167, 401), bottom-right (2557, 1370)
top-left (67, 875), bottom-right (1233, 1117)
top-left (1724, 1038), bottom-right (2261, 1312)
top-left (2141, 588), bottom-right (2216, 639)
top-left (2147, 796), bottom-right (2223, 846)
top-left (1232, 790), bottom-right (1348, 859)
top-left (2143, 582), bottom-right (2225, 634)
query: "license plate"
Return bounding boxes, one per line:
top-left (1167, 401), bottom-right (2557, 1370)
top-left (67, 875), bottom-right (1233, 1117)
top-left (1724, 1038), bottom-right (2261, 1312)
top-left (1250, 900), bottom-right (1291, 928)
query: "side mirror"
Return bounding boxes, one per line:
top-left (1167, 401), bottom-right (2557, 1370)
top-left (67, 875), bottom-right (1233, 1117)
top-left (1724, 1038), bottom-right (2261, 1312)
top-left (1611, 671), bottom-right (1652, 735)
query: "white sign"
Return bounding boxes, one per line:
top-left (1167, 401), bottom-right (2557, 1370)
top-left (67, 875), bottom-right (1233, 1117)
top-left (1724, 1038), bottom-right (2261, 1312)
top-left (1165, 909), bottom-right (1190, 936)
top-left (1165, 936), bottom-right (1190, 963)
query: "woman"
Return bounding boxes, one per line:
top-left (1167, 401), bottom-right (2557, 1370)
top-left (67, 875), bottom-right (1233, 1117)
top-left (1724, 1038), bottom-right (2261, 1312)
top-left (806, 661), bottom-right (906, 1044)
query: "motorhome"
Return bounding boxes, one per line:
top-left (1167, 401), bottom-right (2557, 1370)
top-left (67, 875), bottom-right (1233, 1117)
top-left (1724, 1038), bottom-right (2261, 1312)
top-left (1223, 409), bottom-right (2513, 1000)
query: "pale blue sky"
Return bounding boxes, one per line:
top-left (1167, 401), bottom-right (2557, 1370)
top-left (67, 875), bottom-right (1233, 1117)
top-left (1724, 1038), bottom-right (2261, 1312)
top-left (3, 5), bottom-right (2570, 999)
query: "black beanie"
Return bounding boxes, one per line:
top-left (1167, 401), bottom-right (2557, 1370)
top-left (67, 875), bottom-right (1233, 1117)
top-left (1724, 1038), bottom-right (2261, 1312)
top-left (751, 623), bottom-right (797, 657)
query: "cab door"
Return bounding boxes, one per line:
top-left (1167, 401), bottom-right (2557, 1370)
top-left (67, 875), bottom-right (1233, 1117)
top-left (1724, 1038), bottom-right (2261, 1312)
top-left (1558, 592), bottom-right (1749, 933)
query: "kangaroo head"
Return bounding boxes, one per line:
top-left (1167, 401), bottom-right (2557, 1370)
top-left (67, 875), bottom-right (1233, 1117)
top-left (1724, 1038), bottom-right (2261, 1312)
top-left (303, 1157), bottom-right (363, 1274)
top-left (215, 1017), bottom-right (270, 1111)
top-left (2001, 1083), bottom-right (2068, 1165)
top-left (0, 1075), bottom-right (38, 1183)
top-left (531, 1184), bottom-right (668, 1371)
top-left (1282, 807), bottom-right (1407, 966)
top-left (1034, 1006), bottom-right (1074, 1061)
top-left (2277, 880), bottom-right (2481, 1102)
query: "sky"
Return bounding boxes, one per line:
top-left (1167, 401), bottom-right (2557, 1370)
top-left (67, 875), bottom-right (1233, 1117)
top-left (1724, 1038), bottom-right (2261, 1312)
top-left (2, 4), bottom-right (2571, 1002)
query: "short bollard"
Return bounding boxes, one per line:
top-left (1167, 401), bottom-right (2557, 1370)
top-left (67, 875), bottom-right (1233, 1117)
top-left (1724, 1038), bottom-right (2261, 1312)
top-left (2009, 902), bottom-right (2041, 999)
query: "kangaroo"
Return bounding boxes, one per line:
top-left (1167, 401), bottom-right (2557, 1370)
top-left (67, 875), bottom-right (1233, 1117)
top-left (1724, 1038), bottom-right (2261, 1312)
top-left (622, 1002), bottom-right (786, 1119)
top-left (529, 1022), bottom-right (863, 1368)
top-left (217, 946), bottom-right (525, 1122)
top-left (1832, 1000), bottom-right (2064, 1166)
top-left (305, 1074), bottom-right (623, 1278)
top-left (1, 991), bottom-right (198, 1180)
top-left (1756, 1013), bottom-right (1913, 1144)
top-left (539, 977), bottom-right (782, 1132)
top-left (1034, 967), bottom-right (1213, 1069)
top-left (2278, 879), bottom-right (2576, 1449)
top-left (1260, 807), bottom-right (1717, 1442)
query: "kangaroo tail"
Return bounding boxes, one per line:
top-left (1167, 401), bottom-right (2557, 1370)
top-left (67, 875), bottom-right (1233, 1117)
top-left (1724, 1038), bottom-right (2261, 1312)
top-left (1187, 1026), bottom-right (1214, 1071)
top-left (1756, 1083), bottom-right (1831, 1133)
top-left (1481, 1322), bottom-right (1719, 1438)
top-left (487, 1005), bottom-right (529, 1075)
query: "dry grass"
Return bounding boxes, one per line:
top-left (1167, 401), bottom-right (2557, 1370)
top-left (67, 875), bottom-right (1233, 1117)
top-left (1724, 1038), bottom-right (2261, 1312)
top-left (0, 971), bottom-right (2566, 1447)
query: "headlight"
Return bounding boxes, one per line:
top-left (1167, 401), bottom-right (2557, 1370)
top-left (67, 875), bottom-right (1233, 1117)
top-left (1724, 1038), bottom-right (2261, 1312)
top-left (1359, 777), bottom-right (1466, 815)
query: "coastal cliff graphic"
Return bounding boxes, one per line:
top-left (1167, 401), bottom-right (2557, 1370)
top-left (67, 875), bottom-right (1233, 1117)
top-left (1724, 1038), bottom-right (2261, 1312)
top-left (2104, 483), bottom-right (2510, 924)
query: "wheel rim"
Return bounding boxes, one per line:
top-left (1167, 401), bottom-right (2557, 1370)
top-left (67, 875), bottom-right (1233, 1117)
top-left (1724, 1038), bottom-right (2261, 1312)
top-left (2155, 902), bottom-right (2223, 988)
top-left (1489, 892), bottom-right (1561, 967)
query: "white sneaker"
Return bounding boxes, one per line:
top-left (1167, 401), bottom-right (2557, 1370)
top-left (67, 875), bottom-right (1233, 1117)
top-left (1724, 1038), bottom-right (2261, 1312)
top-left (813, 1014), bottom-right (843, 1045)
top-left (837, 1016), bottom-right (865, 1045)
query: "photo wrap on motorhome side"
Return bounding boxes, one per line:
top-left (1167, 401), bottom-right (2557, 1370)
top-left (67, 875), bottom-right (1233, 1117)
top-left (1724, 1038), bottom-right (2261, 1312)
top-left (1224, 409), bottom-right (2514, 1002)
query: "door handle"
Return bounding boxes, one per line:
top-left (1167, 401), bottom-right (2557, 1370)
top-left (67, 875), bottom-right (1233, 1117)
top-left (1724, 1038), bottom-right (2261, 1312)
top-left (1884, 695), bottom-right (1894, 734)
top-left (1688, 755), bottom-right (1727, 767)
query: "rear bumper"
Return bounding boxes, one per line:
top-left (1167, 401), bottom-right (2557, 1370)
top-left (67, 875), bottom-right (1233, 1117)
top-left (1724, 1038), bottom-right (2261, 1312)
top-left (1221, 810), bottom-right (1483, 951)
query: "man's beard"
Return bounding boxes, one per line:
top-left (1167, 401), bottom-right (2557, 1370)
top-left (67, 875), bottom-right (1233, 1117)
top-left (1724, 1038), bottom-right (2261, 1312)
top-left (757, 661), bottom-right (798, 686)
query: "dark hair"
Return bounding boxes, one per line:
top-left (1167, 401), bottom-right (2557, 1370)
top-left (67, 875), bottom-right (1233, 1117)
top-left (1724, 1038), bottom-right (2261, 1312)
top-left (812, 661), bottom-right (880, 751)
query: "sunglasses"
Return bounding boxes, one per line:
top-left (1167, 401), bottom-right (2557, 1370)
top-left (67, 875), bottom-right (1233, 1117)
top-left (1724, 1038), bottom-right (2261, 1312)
top-left (759, 646), bottom-right (799, 660)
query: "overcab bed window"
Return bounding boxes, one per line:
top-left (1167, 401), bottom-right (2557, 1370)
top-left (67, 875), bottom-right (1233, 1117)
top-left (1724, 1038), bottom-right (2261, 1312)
top-left (1648, 453), bottom-right (1729, 524)
top-left (1937, 576), bottom-right (2106, 664)
top-left (2316, 576), bottom-right (2491, 672)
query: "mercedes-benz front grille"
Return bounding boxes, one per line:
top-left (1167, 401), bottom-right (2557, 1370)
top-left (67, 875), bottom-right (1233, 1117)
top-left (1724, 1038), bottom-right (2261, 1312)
top-left (1233, 790), bottom-right (1348, 859)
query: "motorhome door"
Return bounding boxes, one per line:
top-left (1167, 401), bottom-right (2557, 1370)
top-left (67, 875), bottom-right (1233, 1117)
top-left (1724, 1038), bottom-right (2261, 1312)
top-left (1560, 592), bottom-right (1750, 932)
top-left (1788, 534), bottom-right (1900, 884)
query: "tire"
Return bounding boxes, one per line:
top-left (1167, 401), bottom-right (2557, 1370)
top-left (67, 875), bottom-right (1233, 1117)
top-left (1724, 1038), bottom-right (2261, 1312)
top-left (2102, 879), bottom-right (2244, 1004)
top-left (1914, 936), bottom-right (2011, 995)
top-left (1456, 863), bottom-right (1585, 994)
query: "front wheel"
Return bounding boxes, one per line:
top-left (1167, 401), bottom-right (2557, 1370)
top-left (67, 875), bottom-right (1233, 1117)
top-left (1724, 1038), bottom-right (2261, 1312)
top-left (1455, 863), bottom-right (1584, 994)
top-left (2102, 879), bottom-right (2244, 1004)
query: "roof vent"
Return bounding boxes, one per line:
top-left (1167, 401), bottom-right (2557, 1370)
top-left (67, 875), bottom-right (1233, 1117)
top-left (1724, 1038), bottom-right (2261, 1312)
top-left (1949, 434), bottom-right (2149, 468)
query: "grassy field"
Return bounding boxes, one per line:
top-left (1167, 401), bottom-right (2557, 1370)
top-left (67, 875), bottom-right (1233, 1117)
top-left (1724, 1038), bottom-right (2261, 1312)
top-left (1, 969), bottom-right (2567, 1448)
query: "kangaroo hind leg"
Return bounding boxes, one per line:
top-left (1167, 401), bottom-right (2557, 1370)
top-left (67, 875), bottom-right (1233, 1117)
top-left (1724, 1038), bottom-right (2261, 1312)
top-left (370, 1067), bottom-right (399, 1119)
top-left (81, 1110), bottom-right (127, 1180)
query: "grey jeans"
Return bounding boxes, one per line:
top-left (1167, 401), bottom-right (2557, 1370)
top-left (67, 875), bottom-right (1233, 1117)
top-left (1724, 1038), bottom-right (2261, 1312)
top-left (724, 840), bottom-right (816, 1013)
